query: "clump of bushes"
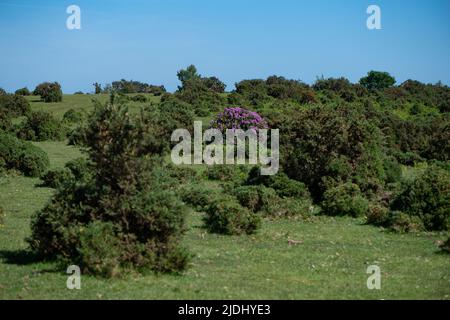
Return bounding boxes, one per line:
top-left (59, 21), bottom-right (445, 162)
top-left (322, 182), bottom-right (369, 217)
top-left (389, 164), bottom-right (449, 231)
top-left (205, 165), bottom-right (248, 183)
top-left (439, 237), bottom-right (450, 254)
top-left (180, 184), bottom-right (219, 212)
top-left (130, 94), bottom-right (147, 102)
top-left (28, 96), bottom-right (190, 276)
top-left (40, 168), bottom-right (72, 189)
top-left (63, 109), bottom-right (84, 124)
top-left (0, 132), bottom-right (49, 177)
top-left (33, 82), bottom-right (63, 102)
top-left (15, 87), bottom-right (30, 96)
top-left (210, 107), bottom-right (268, 132)
top-left (17, 111), bottom-right (66, 141)
top-left (204, 195), bottom-right (261, 235)
top-left (0, 94), bottom-right (31, 117)
top-left (245, 167), bottom-right (310, 199)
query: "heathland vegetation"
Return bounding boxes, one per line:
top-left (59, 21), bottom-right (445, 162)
top-left (0, 67), bottom-right (449, 299)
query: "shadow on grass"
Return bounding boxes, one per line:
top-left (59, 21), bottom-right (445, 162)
top-left (0, 249), bottom-right (40, 265)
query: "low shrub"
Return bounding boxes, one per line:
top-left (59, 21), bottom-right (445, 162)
top-left (390, 164), bottom-right (449, 231)
top-left (166, 164), bottom-right (198, 183)
top-left (366, 203), bottom-right (390, 226)
top-left (180, 184), bottom-right (218, 212)
top-left (63, 109), bottom-right (84, 124)
top-left (386, 211), bottom-right (424, 233)
top-left (0, 207), bottom-right (5, 227)
top-left (322, 182), bottom-right (369, 217)
top-left (204, 195), bottom-right (261, 235)
top-left (233, 185), bottom-right (279, 213)
top-left (0, 111), bottom-right (12, 132)
top-left (17, 111), bottom-right (66, 141)
top-left (0, 132), bottom-right (49, 177)
top-left (130, 94), bottom-right (147, 102)
top-left (40, 168), bottom-right (72, 189)
top-left (0, 94), bottom-right (31, 117)
top-left (205, 165), bottom-right (248, 182)
top-left (246, 167), bottom-right (310, 199)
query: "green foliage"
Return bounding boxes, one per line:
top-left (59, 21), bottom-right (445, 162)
top-left (246, 167), bottom-right (310, 199)
top-left (0, 110), bottom-right (12, 132)
top-left (0, 93), bottom-right (31, 117)
top-left (28, 96), bottom-right (190, 276)
top-left (40, 168), bottom-right (72, 189)
top-left (34, 82), bottom-right (63, 102)
top-left (0, 132), bottom-right (49, 177)
top-left (359, 71), bottom-right (396, 91)
top-left (276, 105), bottom-right (385, 200)
top-left (205, 165), bottom-right (248, 183)
top-left (17, 111), bottom-right (66, 141)
top-left (390, 164), bottom-right (450, 231)
top-left (0, 207), bottom-right (5, 227)
top-left (204, 195), bottom-right (261, 235)
top-left (322, 183), bottom-right (369, 217)
top-left (111, 79), bottom-right (166, 95)
top-left (233, 185), bottom-right (279, 213)
top-left (180, 184), bottom-right (218, 212)
top-left (439, 237), bottom-right (450, 254)
top-left (130, 94), bottom-right (147, 102)
top-left (15, 87), bottom-right (30, 96)
top-left (63, 108), bottom-right (84, 124)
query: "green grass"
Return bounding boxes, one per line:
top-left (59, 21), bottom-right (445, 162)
top-left (0, 94), bottom-right (449, 300)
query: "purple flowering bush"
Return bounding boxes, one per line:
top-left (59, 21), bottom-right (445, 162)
top-left (210, 107), bottom-right (268, 132)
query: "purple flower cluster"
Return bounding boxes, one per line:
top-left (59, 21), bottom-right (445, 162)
top-left (210, 107), bottom-right (268, 133)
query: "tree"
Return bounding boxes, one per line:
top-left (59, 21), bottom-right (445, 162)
top-left (177, 65), bottom-right (201, 89)
top-left (93, 82), bottom-right (102, 94)
top-left (359, 71), bottom-right (396, 91)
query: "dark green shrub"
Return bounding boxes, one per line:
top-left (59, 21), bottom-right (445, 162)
top-left (0, 94), bottom-right (31, 117)
top-left (65, 157), bottom-right (91, 181)
top-left (246, 167), bottom-right (310, 199)
top-left (17, 111), bottom-right (66, 141)
top-left (0, 132), bottom-right (49, 177)
top-left (67, 126), bottom-right (86, 146)
top-left (359, 71), bottom-right (396, 91)
top-left (40, 168), bottom-right (72, 189)
top-left (15, 87), bottom-right (30, 96)
top-left (204, 195), bottom-right (261, 235)
top-left (205, 165), bottom-right (248, 183)
top-left (166, 164), bottom-right (198, 183)
top-left (0, 111), bottom-right (12, 132)
top-left (78, 221), bottom-right (123, 277)
top-left (322, 182), bottom-right (369, 217)
top-left (275, 105), bottom-right (385, 200)
top-left (180, 184), bottom-right (219, 212)
top-left (34, 82), bottom-right (63, 102)
top-left (130, 94), bottom-right (147, 102)
top-left (233, 185), bottom-right (279, 213)
top-left (63, 109), bottom-right (84, 124)
top-left (390, 164), bottom-right (449, 231)
top-left (28, 96), bottom-right (190, 276)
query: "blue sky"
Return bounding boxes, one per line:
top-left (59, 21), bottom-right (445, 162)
top-left (0, 0), bottom-right (449, 93)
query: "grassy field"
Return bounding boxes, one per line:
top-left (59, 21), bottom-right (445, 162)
top-left (0, 95), bottom-right (449, 299)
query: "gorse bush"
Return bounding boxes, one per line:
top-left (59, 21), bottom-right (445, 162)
top-left (204, 195), bottom-right (261, 235)
top-left (34, 82), bottom-right (63, 102)
top-left (275, 105), bottom-right (385, 200)
top-left (322, 182), bottom-right (369, 217)
top-left (0, 94), bottom-right (31, 117)
top-left (0, 132), bottom-right (49, 177)
top-left (17, 111), bottom-right (66, 141)
top-left (40, 168), bottom-right (72, 189)
top-left (63, 109), bottom-right (84, 124)
top-left (28, 95), bottom-right (190, 276)
top-left (389, 164), bottom-right (449, 231)
top-left (245, 167), bottom-right (310, 199)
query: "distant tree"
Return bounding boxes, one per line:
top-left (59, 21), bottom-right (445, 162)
top-left (33, 82), bottom-right (63, 103)
top-left (93, 82), bottom-right (102, 94)
top-left (202, 76), bottom-right (226, 93)
top-left (177, 65), bottom-right (201, 89)
top-left (0, 88), bottom-right (6, 95)
top-left (15, 87), bottom-right (30, 96)
top-left (359, 71), bottom-right (396, 91)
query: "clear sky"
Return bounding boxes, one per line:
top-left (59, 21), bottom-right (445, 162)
top-left (0, 0), bottom-right (449, 93)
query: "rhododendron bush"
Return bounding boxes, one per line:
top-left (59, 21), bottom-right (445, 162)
top-left (210, 107), bottom-right (268, 132)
